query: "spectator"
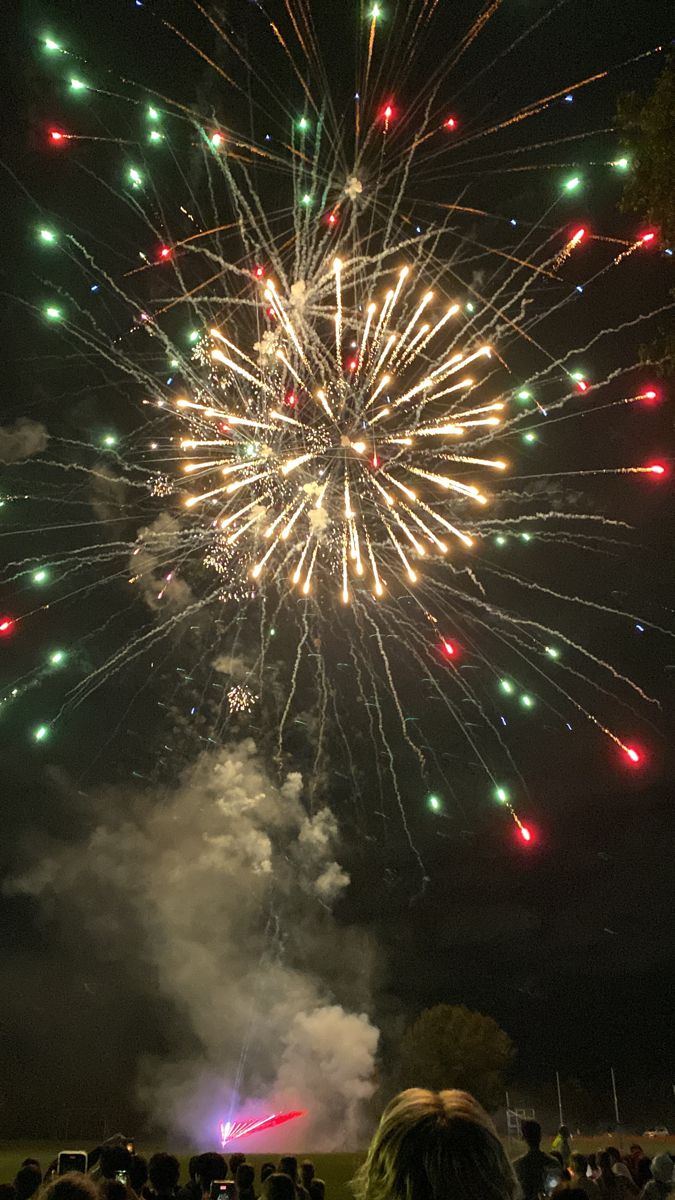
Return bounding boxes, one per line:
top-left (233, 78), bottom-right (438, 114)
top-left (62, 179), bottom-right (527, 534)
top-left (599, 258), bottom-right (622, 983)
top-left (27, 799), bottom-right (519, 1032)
top-left (606, 1153), bottom-right (623, 1170)
top-left (513, 1120), bottom-right (561, 1200)
top-left (195, 1156), bottom-right (226, 1199)
top-left (308, 1183), bottom-right (325, 1200)
top-left (597, 1152), bottom-right (634, 1200)
top-left (0, 1187), bottom-right (15, 1200)
top-left (589, 1158), bottom-right (600, 1181)
top-left (14, 1168), bottom-right (41, 1200)
top-left (99, 1182), bottom-right (136, 1200)
top-left (278, 1161), bottom-right (307, 1200)
top-left (626, 1151), bottom-right (645, 1183)
top-left (264, 1178), bottom-right (295, 1200)
top-left (355, 1087), bottom-right (517, 1200)
top-left (640, 1155), bottom-right (673, 1200)
top-left (612, 1165), bottom-right (637, 1196)
top-left (177, 1160), bottom-right (200, 1200)
top-left (260, 1167), bottom-right (276, 1186)
top-left (147, 1155), bottom-right (180, 1200)
top-left (559, 1155), bottom-right (601, 1200)
top-left (100, 1151), bottom-right (132, 1184)
top-left (21, 1165), bottom-right (41, 1177)
top-left (236, 1165), bottom-right (256, 1200)
top-left (300, 1167), bottom-right (314, 1195)
top-left (41, 1174), bottom-right (100, 1200)
top-left (635, 1162), bottom-right (653, 1191)
top-left (553, 1129), bottom-right (573, 1171)
top-left (228, 1159), bottom-right (246, 1182)
top-left (128, 1158), bottom-right (148, 1197)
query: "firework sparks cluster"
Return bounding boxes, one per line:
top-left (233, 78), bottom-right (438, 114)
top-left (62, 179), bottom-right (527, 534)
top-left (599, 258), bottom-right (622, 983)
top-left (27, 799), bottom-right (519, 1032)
top-left (2, 0), bottom-right (673, 855)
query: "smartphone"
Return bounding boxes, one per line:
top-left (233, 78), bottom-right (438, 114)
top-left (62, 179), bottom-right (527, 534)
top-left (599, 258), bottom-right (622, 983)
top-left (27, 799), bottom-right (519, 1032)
top-left (116, 1172), bottom-right (129, 1185)
top-left (544, 1169), bottom-right (562, 1195)
top-left (58, 1152), bottom-right (88, 1175)
top-left (210, 1182), bottom-right (236, 1200)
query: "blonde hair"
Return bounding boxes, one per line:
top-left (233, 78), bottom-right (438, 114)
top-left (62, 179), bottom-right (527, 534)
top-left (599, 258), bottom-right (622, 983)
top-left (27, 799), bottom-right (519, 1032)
top-left (355, 1088), bottom-right (517, 1200)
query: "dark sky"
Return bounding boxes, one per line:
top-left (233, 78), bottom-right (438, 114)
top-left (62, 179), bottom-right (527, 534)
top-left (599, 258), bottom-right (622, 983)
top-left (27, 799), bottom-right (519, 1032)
top-left (1, 0), bottom-right (674, 1139)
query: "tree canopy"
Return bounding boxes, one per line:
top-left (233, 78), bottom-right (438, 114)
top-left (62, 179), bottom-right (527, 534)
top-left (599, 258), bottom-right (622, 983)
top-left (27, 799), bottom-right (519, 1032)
top-left (398, 1003), bottom-right (514, 1112)
top-left (617, 58), bottom-right (675, 243)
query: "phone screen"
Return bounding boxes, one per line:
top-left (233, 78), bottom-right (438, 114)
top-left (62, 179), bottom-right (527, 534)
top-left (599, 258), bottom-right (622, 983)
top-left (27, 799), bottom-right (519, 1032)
top-left (58, 1152), bottom-right (88, 1176)
top-left (116, 1173), bottom-right (129, 1185)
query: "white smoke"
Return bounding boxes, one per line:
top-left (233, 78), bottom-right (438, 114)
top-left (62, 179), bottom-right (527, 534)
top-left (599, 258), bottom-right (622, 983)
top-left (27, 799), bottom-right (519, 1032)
top-left (7, 739), bottom-right (379, 1147)
top-left (0, 418), bottom-right (48, 462)
top-left (130, 513), bottom-right (194, 611)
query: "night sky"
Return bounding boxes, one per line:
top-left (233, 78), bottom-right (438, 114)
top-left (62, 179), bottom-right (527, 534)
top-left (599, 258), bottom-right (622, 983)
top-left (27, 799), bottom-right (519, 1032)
top-left (1, 0), bottom-right (674, 1141)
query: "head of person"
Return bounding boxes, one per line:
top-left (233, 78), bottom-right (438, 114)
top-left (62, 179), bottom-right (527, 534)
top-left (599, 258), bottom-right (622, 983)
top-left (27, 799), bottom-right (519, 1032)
top-left (571, 1155), bottom-right (588, 1180)
top-left (99, 1182), bottom-right (136, 1200)
top-left (188, 1161), bottom-right (200, 1186)
top-left (308, 1183), bottom-right (325, 1200)
top-left (521, 1121), bottom-right (542, 1151)
top-left (128, 1156), bottom-right (148, 1196)
top-left (629, 1147), bottom-right (642, 1160)
top-left (21, 1163), bottom-right (42, 1176)
top-left (229, 1158), bottom-right (246, 1181)
top-left (559, 1128), bottom-right (571, 1141)
top-left (279, 1161), bottom-right (298, 1184)
top-left (261, 1166), bottom-right (276, 1185)
top-left (100, 1149), bottom-right (133, 1183)
top-left (355, 1088), bottom-right (517, 1200)
top-left (300, 1165), bottom-right (314, 1191)
top-left (0, 1187), bottom-right (17, 1200)
top-left (148, 1154), bottom-right (180, 1196)
top-left (15, 1166), bottom-right (42, 1200)
top-left (605, 1149), bottom-right (621, 1168)
top-left (598, 1152), bottom-right (618, 1183)
top-left (264, 1176), bottom-right (295, 1200)
top-left (236, 1166), bottom-right (255, 1193)
top-left (41, 1174), bottom-right (100, 1200)
top-left (651, 1156), bottom-right (673, 1186)
top-left (195, 1155), bottom-right (227, 1197)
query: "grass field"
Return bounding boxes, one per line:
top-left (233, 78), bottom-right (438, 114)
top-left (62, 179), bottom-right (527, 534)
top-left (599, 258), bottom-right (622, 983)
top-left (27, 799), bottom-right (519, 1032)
top-left (3, 1137), bottom-right (675, 1196)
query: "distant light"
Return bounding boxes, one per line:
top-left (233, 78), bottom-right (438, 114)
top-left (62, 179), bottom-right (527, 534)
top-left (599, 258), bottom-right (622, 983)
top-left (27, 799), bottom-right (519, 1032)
top-left (69, 77), bottom-right (87, 91)
top-left (613, 157), bottom-right (629, 170)
top-left (49, 129), bottom-right (66, 143)
top-left (90, 284), bottom-right (99, 292)
top-left (520, 693), bottom-right (535, 708)
top-left (545, 646), bottom-right (560, 659)
top-left (466, 302), bottom-right (475, 313)
top-left (211, 132), bottom-right (224, 147)
top-left (635, 624), bottom-right (644, 633)
top-left (523, 431), bottom-right (537, 444)
top-left (149, 130), bottom-right (163, 143)
top-left (383, 104), bottom-right (393, 121)
top-left (665, 248), bottom-right (673, 256)
top-left (369, 3), bottom-right (382, 18)
top-left (510, 218), bottom-right (517, 226)
top-left (128, 166), bottom-right (143, 188)
top-left (517, 389), bottom-right (531, 401)
top-left (32, 569), bottom-right (49, 584)
top-left (442, 640), bottom-right (455, 657)
top-left (641, 390), bottom-right (657, 401)
top-left (301, 193), bottom-right (313, 206)
top-left (188, 329), bottom-right (200, 343)
top-left (648, 463), bottom-right (666, 476)
top-left (444, 117), bottom-right (457, 130)
top-left (254, 265), bottom-right (265, 278)
top-left (624, 746), bottom-right (641, 765)
top-left (166, 377), bottom-right (173, 385)
top-left (102, 434), bottom-right (117, 447)
top-left (39, 228), bottom-right (56, 243)
top-left (297, 116), bottom-right (310, 131)
top-left (44, 38), bottom-right (61, 51)
top-left (564, 94), bottom-right (574, 103)
top-left (45, 305), bottom-right (62, 321)
top-left (499, 679), bottom-right (514, 694)
top-left (640, 232), bottom-right (655, 244)
top-left (495, 535), bottom-right (506, 546)
top-left (0, 616), bottom-right (16, 636)
top-left (495, 786), bottom-right (509, 804)
top-left (416, 226), bottom-right (422, 234)
top-left (520, 825), bottom-right (532, 842)
top-left (49, 650), bottom-right (66, 666)
top-left (159, 245), bottom-right (172, 260)
top-left (564, 175), bottom-right (581, 191)
top-left (33, 724), bottom-right (50, 742)
top-left (576, 379), bottom-right (588, 392)
top-left (427, 793), bottom-right (442, 812)
top-left (147, 106), bottom-right (159, 120)
top-left (576, 285), bottom-right (584, 294)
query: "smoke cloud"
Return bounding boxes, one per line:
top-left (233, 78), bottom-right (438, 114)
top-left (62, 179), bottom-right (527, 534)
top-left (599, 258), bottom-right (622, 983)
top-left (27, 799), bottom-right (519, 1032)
top-left (0, 418), bottom-right (48, 462)
top-left (7, 739), bottom-right (379, 1148)
top-left (131, 513), bottom-right (194, 611)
